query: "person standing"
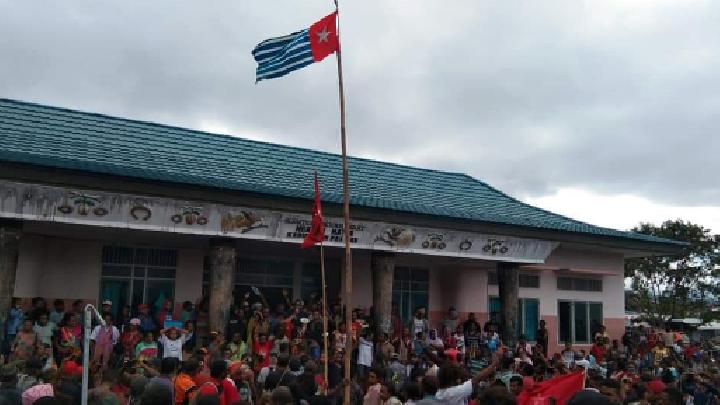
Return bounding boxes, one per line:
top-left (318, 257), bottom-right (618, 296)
top-left (90, 314), bottom-right (120, 369)
top-left (536, 319), bottom-right (549, 358)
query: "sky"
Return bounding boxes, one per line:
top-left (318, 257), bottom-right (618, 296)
top-left (0, 0), bottom-right (718, 233)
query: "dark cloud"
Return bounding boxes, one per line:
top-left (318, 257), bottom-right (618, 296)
top-left (0, 0), bottom-right (718, 206)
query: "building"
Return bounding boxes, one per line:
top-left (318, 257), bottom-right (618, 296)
top-left (0, 98), bottom-right (682, 353)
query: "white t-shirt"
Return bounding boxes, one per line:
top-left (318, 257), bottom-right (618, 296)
top-left (358, 337), bottom-right (374, 367)
top-left (159, 334), bottom-right (186, 360)
top-left (436, 379), bottom-right (473, 405)
top-left (33, 322), bottom-right (56, 345)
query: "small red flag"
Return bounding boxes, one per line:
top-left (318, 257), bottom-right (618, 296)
top-left (517, 371), bottom-right (585, 405)
top-left (302, 172), bottom-right (325, 248)
top-left (308, 12), bottom-right (339, 62)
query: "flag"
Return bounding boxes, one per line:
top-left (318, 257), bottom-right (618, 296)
top-left (517, 371), bottom-right (585, 405)
top-left (253, 12), bottom-right (338, 83)
top-left (302, 172), bottom-right (325, 248)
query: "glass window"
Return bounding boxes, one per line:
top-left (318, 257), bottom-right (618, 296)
top-left (488, 297), bottom-right (540, 341)
top-left (574, 301), bottom-right (588, 343)
top-left (101, 246), bottom-right (177, 317)
top-left (487, 272), bottom-right (539, 288)
top-left (558, 301), bottom-right (571, 343)
top-left (235, 258), bottom-right (295, 309)
top-left (558, 300), bottom-right (604, 343)
top-left (589, 303), bottom-right (603, 339)
top-left (392, 267), bottom-right (429, 323)
top-left (557, 276), bottom-right (602, 292)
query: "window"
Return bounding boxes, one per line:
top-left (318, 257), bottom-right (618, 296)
top-left (488, 272), bottom-right (540, 288)
top-left (100, 246), bottom-right (177, 317)
top-left (557, 276), bottom-right (602, 292)
top-left (235, 259), bottom-right (294, 309)
top-left (489, 297), bottom-right (540, 341)
top-left (558, 301), bottom-right (603, 343)
top-left (393, 267), bottom-right (429, 323)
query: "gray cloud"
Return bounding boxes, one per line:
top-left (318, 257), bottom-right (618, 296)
top-left (0, 0), bottom-right (718, 207)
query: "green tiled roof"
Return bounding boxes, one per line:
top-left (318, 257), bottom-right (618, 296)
top-left (0, 98), bottom-right (682, 247)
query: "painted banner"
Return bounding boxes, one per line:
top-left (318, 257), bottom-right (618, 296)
top-left (0, 180), bottom-right (558, 263)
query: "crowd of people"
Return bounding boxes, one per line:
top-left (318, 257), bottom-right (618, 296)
top-left (1, 292), bottom-right (719, 405)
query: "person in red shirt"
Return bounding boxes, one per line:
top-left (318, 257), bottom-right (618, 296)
top-left (253, 333), bottom-right (273, 371)
top-left (200, 359), bottom-right (239, 405)
top-left (351, 310), bottom-right (361, 342)
top-left (591, 338), bottom-right (607, 363)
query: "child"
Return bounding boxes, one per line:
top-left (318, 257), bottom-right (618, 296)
top-left (135, 332), bottom-right (159, 360)
top-left (228, 332), bottom-right (247, 362)
top-left (357, 331), bottom-right (374, 379)
top-left (159, 326), bottom-right (188, 361)
top-left (12, 319), bottom-right (37, 361)
top-left (36, 343), bottom-right (56, 371)
top-left (90, 314), bottom-right (120, 369)
top-left (6, 298), bottom-right (24, 347)
top-left (120, 318), bottom-right (142, 360)
top-left (33, 313), bottom-right (56, 347)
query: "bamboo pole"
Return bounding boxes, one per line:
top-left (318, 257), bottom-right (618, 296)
top-left (320, 242), bottom-right (329, 391)
top-left (333, 1), bottom-right (353, 403)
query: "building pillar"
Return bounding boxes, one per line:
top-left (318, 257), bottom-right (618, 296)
top-left (497, 261), bottom-right (520, 350)
top-left (0, 225), bottom-right (20, 340)
top-left (208, 239), bottom-right (236, 335)
top-left (372, 252), bottom-right (395, 338)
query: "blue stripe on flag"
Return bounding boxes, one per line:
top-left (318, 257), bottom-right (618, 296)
top-left (253, 29), bottom-right (315, 82)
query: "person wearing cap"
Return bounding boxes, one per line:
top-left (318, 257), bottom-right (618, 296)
top-left (121, 318), bottom-right (143, 360)
top-left (101, 299), bottom-right (113, 316)
top-left (137, 304), bottom-right (157, 333)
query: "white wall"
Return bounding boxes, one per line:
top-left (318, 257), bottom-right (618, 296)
top-left (16, 235), bottom-right (102, 300)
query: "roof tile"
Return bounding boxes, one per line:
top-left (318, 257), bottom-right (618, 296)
top-left (0, 98), bottom-right (682, 246)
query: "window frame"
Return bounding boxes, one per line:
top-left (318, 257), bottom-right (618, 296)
top-left (556, 276), bottom-right (603, 292)
top-left (487, 272), bottom-right (540, 288)
top-left (488, 297), bottom-right (540, 341)
top-left (393, 267), bottom-right (429, 323)
top-left (100, 246), bottom-right (177, 310)
top-left (557, 300), bottom-right (604, 344)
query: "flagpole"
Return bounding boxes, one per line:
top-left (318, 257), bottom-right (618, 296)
top-left (320, 241), bottom-right (329, 391)
top-left (333, 1), bottom-right (353, 404)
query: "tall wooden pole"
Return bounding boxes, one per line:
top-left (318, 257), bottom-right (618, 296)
top-left (320, 242), bottom-right (329, 390)
top-left (334, 1), bottom-right (353, 403)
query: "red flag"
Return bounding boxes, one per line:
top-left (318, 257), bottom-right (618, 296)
top-left (302, 172), bottom-right (325, 248)
top-left (517, 371), bottom-right (585, 405)
top-left (308, 12), bottom-right (339, 62)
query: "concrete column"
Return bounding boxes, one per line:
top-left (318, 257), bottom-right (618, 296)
top-left (372, 252), bottom-right (395, 338)
top-left (208, 239), bottom-right (236, 335)
top-left (497, 261), bottom-right (520, 350)
top-left (0, 225), bottom-right (20, 340)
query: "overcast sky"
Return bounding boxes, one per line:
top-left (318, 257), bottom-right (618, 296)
top-left (1, 1), bottom-right (718, 233)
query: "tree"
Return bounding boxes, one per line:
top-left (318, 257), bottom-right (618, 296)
top-left (625, 220), bottom-right (720, 325)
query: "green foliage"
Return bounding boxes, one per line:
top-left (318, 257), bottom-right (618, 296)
top-left (625, 220), bottom-right (720, 324)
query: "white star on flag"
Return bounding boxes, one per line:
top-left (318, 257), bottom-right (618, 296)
top-left (316, 27), bottom-right (330, 43)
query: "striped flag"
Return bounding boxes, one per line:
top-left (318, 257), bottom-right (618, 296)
top-left (253, 12), bottom-right (338, 83)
